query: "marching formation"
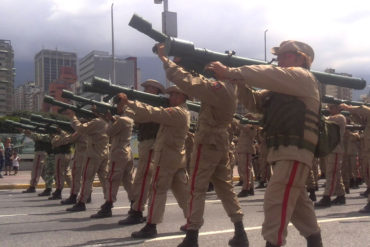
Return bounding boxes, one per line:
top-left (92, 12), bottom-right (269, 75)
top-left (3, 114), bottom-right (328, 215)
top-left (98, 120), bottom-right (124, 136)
top-left (7, 14), bottom-right (370, 247)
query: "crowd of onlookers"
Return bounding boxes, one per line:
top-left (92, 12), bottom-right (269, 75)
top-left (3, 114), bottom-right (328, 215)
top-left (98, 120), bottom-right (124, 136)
top-left (0, 137), bottom-right (20, 178)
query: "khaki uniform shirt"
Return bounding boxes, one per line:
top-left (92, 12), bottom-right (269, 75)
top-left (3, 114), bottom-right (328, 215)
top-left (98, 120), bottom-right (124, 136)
top-left (72, 116), bottom-right (109, 159)
top-left (59, 132), bottom-right (88, 154)
top-left (348, 106), bottom-right (370, 153)
top-left (236, 124), bottom-right (257, 154)
top-left (227, 65), bottom-right (320, 167)
top-left (164, 60), bottom-right (237, 153)
top-left (327, 114), bottom-right (346, 154)
top-left (127, 101), bottom-right (190, 169)
top-left (107, 116), bottom-right (133, 157)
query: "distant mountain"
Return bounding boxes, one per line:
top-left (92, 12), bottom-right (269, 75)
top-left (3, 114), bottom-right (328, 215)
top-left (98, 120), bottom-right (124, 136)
top-left (137, 56), bottom-right (167, 84)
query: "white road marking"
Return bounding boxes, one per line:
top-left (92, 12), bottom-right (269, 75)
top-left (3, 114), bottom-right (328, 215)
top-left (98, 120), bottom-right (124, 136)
top-left (0, 214), bottom-right (28, 218)
top-left (113, 199), bottom-right (221, 210)
top-left (145, 215), bottom-right (370, 242)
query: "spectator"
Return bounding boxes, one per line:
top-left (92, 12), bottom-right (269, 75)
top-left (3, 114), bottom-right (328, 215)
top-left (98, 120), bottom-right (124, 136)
top-left (0, 140), bottom-right (4, 178)
top-left (4, 138), bottom-right (13, 176)
top-left (12, 150), bottom-right (20, 175)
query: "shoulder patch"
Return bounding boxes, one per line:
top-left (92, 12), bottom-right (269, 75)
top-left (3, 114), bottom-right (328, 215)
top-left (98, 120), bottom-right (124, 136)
top-left (211, 81), bottom-right (222, 90)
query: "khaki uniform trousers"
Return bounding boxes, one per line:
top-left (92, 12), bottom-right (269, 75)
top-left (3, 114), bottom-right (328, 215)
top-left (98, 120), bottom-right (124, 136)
top-left (186, 144), bottom-right (243, 230)
top-left (306, 158), bottom-right (319, 190)
top-left (147, 162), bottom-right (188, 224)
top-left (132, 139), bottom-right (156, 212)
top-left (78, 156), bottom-right (108, 203)
top-left (258, 150), bottom-right (271, 182)
top-left (237, 153), bottom-right (254, 190)
top-left (324, 153), bottom-right (345, 197)
top-left (30, 151), bottom-right (47, 187)
top-left (104, 153), bottom-right (134, 203)
top-left (362, 155), bottom-right (370, 190)
top-left (263, 160), bottom-right (320, 246)
top-left (342, 154), bottom-right (357, 189)
top-left (54, 153), bottom-right (72, 190)
top-left (69, 153), bottom-right (85, 196)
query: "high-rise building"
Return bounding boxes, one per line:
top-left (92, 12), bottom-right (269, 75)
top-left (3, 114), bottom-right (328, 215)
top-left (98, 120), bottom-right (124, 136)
top-left (14, 81), bottom-right (38, 112)
top-left (77, 50), bottom-right (138, 96)
top-left (0, 40), bottom-right (15, 115)
top-left (34, 49), bottom-right (77, 110)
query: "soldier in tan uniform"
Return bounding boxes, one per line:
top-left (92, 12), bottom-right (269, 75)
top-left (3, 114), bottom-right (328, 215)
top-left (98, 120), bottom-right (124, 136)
top-left (49, 131), bottom-right (73, 200)
top-left (66, 111), bottom-right (109, 212)
top-left (236, 122), bottom-right (257, 197)
top-left (207, 40), bottom-right (322, 246)
top-left (157, 44), bottom-right (249, 247)
top-left (60, 129), bottom-right (88, 204)
top-left (315, 104), bottom-right (346, 207)
top-left (339, 103), bottom-right (370, 213)
top-left (22, 131), bottom-right (53, 196)
top-left (119, 86), bottom-right (190, 238)
top-left (119, 80), bottom-right (165, 225)
top-left (90, 94), bottom-right (135, 218)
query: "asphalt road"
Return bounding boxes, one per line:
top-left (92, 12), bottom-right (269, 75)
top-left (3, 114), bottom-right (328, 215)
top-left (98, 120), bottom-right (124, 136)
top-left (1, 183), bottom-right (369, 247)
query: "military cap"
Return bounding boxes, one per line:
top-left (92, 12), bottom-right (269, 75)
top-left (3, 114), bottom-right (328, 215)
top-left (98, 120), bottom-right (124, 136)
top-left (165, 85), bottom-right (189, 99)
top-left (271, 40), bottom-right (314, 66)
top-left (141, 79), bottom-right (165, 94)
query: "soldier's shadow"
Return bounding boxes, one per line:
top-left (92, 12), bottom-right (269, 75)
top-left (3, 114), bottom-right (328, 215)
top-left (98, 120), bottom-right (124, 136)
top-left (66, 231), bottom-right (184, 247)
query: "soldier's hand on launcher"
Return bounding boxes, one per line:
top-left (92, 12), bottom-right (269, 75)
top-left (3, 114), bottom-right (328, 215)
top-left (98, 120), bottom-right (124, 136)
top-left (205, 61), bottom-right (228, 80)
top-left (156, 43), bottom-right (169, 63)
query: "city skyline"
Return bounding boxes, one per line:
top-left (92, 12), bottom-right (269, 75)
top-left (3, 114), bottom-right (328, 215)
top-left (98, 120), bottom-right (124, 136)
top-left (2, 0), bottom-right (370, 92)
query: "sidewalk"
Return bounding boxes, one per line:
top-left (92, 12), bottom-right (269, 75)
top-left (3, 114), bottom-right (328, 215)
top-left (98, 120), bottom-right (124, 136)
top-left (0, 171), bottom-right (102, 190)
top-left (0, 170), bottom-right (241, 190)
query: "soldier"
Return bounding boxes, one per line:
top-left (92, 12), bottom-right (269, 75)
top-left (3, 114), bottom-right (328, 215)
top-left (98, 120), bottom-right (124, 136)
top-left (22, 131), bottom-right (54, 196)
top-left (90, 94), bottom-right (135, 218)
top-left (315, 104), bottom-right (346, 207)
top-left (339, 103), bottom-right (370, 213)
top-left (118, 86), bottom-right (190, 238)
top-left (236, 120), bottom-right (257, 197)
top-left (206, 40), bottom-right (323, 246)
top-left (66, 110), bottom-right (109, 212)
top-left (157, 44), bottom-right (249, 247)
top-left (118, 79), bottom-right (165, 225)
top-left (48, 130), bottom-right (73, 200)
top-left (59, 128), bottom-right (88, 205)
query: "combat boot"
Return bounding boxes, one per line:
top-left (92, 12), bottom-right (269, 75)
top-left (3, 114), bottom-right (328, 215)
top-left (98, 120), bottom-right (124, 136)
top-left (332, 195), bottom-right (346, 205)
top-left (306, 232), bottom-right (323, 247)
top-left (22, 186), bottom-right (36, 193)
top-left (91, 201), bottom-right (113, 218)
top-left (235, 180), bottom-right (243, 187)
top-left (131, 223), bottom-right (157, 238)
top-left (256, 181), bottom-right (266, 189)
top-left (118, 210), bottom-right (145, 225)
top-left (66, 201), bottom-right (86, 212)
top-left (207, 183), bottom-right (214, 192)
top-left (127, 200), bottom-right (134, 215)
top-left (359, 202), bottom-right (370, 214)
top-left (345, 187), bottom-right (350, 194)
top-left (308, 188), bottom-right (317, 202)
top-left (86, 194), bottom-right (92, 203)
top-left (360, 188), bottom-right (369, 197)
top-left (177, 230), bottom-right (199, 247)
top-left (265, 242), bottom-right (280, 247)
top-left (180, 223), bottom-right (188, 232)
top-left (237, 190), bottom-right (249, 198)
top-left (248, 187), bottom-right (254, 196)
top-left (314, 195), bottom-right (331, 208)
top-left (48, 189), bottom-right (62, 200)
top-left (38, 188), bottom-right (52, 196)
top-left (61, 194), bottom-right (77, 205)
top-left (228, 221), bottom-right (249, 247)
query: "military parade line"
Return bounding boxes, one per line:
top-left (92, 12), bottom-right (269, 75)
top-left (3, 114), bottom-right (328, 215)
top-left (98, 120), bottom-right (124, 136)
top-left (2, 13), bottom-right (370, 247)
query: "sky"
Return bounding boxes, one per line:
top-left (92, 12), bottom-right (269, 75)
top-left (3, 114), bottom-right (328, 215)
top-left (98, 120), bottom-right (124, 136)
top-left (1, 0), bottom-right (370, 95)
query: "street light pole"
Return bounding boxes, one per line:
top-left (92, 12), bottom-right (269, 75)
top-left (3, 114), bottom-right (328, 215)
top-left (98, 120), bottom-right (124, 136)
top-left (264, 29), bottom-right (268, 62)
top-left (111, 3), bottom-right (115, 84)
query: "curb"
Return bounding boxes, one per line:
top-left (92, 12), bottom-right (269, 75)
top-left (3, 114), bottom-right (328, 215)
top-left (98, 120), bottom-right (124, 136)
top-left (0, 176), bottom-right (241, 190)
